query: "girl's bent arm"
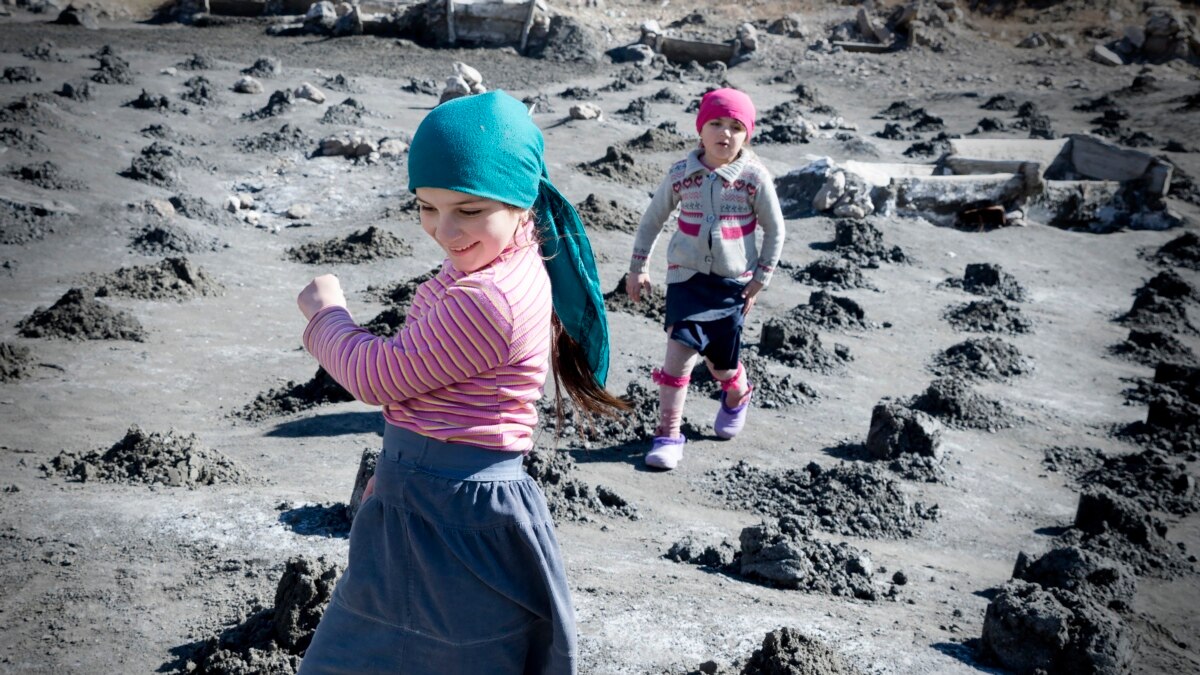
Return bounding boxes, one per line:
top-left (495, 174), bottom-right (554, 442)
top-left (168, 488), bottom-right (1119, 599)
top-left (629, 173), bottom-right (680, 274)
top-left (302, 281), bottom-right (512, 406)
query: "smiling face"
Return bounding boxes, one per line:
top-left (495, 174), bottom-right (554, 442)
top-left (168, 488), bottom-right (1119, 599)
top-left (699, 116), bottom-right (748, 168)
top-left (415, 187), bottom-right (526, 274)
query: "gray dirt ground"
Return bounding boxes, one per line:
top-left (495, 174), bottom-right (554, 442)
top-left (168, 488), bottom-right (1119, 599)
top-left (1, 0), bottom-right (1199, 673)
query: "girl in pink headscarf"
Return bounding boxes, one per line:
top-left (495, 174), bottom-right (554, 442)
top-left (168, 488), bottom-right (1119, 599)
top-left (626, 87), bottom-right (786, 470)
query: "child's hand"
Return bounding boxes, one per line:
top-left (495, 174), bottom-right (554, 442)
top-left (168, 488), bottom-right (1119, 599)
top-left (626, 272), bottom-right (651, 303)
top-left (297, 274), bottom-right (347, 321)
top-left (741, 280), bottom-right (764, 316)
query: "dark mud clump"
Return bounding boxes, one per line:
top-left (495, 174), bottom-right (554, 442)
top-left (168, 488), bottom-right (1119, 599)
top-left (1013, 545), bottom-right (1137, 610)
top-left (828, 220), bottom-right (907, 267)
top-left (788, 257), bottom-right (874, 290)
top-left (1119, 269), bottom-right (1197, 335)
top-left (862, 401), bottom-right (946, 483)
top-left (7, 161), bottom-right (83, 190)
top-left (286, 226), bottom-right (412, 265)
top-left (759, 318), bottom-right (851, 373)
top-left (0, 197), bottom-right (72, 244)
top-left (665, 532), bottom-right (737, 569)
top-left (604, 272), bottom-right (666, 324)
top-left (176, 53), bottom-right (215, 70)
top-left (1, 127), bottom-right (50, 154)
top-left (1153, 232), bottom-right (1200, 270)
top-left (17, 288), bottom-right (146, 342)
top-left (91, 50), bottom-right (134, 85)
top-left (234, 123), bottom-right (309, 154)
top-left (908, 377), bottom-right (1019, 430)
top-left (241, 56), bottom-right (282, 79)
top-left (320, 98), bottom-right (367, 125)
top-left (903, 132), bottom-right (954, 159)
top-left (1110, 329), bottom-right (1196, 367)
top-left (140, 123), bottom-right (196, 146)
top-left (1043, 446), bottom-right (1199, 517)
top-left (575, 193), bottom-right (641, 233)
top-left (2, 66), bottom-right (40, 84)
top-left (624, 121), bottom-right (690, 153)
top-left (87, 257), bottom-right (223, 301)
top-left (0, 342), bottom-right (35, 383)
top-left (980, 577), bottom-right (1133, 674)
top-left (236, 367), bottom-right (354, 422)
top-left (125, 89), bottom-right (173, 112)
top-left (711, 460), bottom-right (940, 539)
top-left (361, 268), bottom-right (440, 336)
top-left (170, 193), bottom-right (242, 228)
top-left (120, 142), bottom-right (209, 189)
top-left (22, 40), bottom-right (62, 62)
top-left (689, 348), bottom-right (819, 410)
top-left (784, 291), bottom-right (870, 332)
top-left (523, 448), bottom-right (638, 523)
top-left (941, 262), bottom-right (1028, 302)
top-left (129, 222), bottom-right (223, 256)
top-left (185, 556), bottom-right (339, 674)
top-left (738, 627), bottom-right (862, 675)
top-left (943, 298), bottom-right (1032, 334)
top-left (55, 81), bottom-right (94, 102)
top-left (1120, 362), bottom-right (1200, 456)
top-left (181, 75), bottom-right (220, 107)
top-left (738, 516), bottom-right (877, 599)
top-left (1058, 486), bottom-right (1192, 577)
top-left (0, 96), bottom-right (63, 128)
top-left (41, 426), bottom-right (254, 487)
top-left (931, 337), bottom-right (1031, 381)
top-left (576, 146), bottom-right (662, 186)
top-left (243, 89), bottom-right (295, 121)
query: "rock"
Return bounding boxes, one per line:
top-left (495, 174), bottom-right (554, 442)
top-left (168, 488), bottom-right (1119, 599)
top-left (439, 76), bottom-right (470, 105)
top-left (346, 447), bottom-right (379, 521)
top-left (468, 82), bottom-right (486, 95)
top-left (238, 194), bottom-right (254, 209)
top-left (865, 401), bottom-right (944, 461)
top-left (1090, 44), bottom-right (1125, 67)
top-left (453, 61), bottom-right (482, 86)
top-left (233, 76), bottom-right (263, 94)
top-left (286, 204), bottom-right (312, 220)
top-left (1018, 33), bottom-right (1047, 49)
top-left (54, 4), bottom-right (98, 29)
top-left (304, 0), bottom-right (337, 31)
top-left (813, 171), bottom-right (846, 211)
top-left (332, 5), bottom-right (362, 37)
top-left (609, 43), bottom-right (655, 64)
top-left (1123, 25), bottom-right (1145, 50)
top-left (569, 103), bottom-right (603, 121)
top-left (737, 22), bottom-right (758, 51)
top-left (378, 138), bottom-right (408, 158)
top-left (145, 198), bottom-right (175, 218)
top-left (294, 82), bottom-right (326, 104)
top-left (225, 196), bottom-right (240, 213)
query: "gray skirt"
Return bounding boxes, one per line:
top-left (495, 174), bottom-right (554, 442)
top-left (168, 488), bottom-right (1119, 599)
top-left (299, 424), bottom-right (577, 675)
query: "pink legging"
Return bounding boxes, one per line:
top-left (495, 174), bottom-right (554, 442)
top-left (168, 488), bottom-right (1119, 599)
top-left (653, 338), bottom-right (748, 438)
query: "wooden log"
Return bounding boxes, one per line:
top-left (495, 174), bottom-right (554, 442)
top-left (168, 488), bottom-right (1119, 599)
top-left (658, 36), bottom-right (736, 64)
top-left (833, 40), bottom-right (893, 53)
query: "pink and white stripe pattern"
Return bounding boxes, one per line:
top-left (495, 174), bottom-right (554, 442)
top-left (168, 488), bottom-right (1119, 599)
top-left (303, 223), bottom-right (552, 452)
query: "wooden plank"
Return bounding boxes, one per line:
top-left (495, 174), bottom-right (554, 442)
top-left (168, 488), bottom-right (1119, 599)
top-left (1068, 134), bottom-right (1153, 182)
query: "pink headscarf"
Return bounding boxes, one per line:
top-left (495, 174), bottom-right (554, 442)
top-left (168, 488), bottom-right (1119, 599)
top-left (695, 88), bottom-right (756, 139)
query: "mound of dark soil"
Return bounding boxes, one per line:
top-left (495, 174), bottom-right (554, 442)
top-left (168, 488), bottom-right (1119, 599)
top-left (931, 337), bottom-right (1031, 381)
top-left (788, 257), bottom-right (874, 290)
top-left (320, 98), bottom-right (367, 125)
top-left (129, 222), bottom-right (223, 255)
top-left (0, 341), bottom-right (34, 383)
top-left (185, 556), bottom-right (339, 674)
top-left (1013, 545), bottom-right (1137, 610)
top-left (624, 121), bottom-right (690, 153)
top-left (981, 94), bottom-right (1018, 111)
top-left (21, 40), bottom-right (61, 62)
top-left (0, 197), bottom-right (72, 244)
top-left (756, 99), bottom-right (812, 145)
top-left (56, 81), bottom-right (93, 102)
top-left (903, 132), bottom-right (954, 159)
top-left (576, 146), bottom-right (662, 186)
top-left (241, 56), bottom-right (282, 78)
top-left (575, 194), bottom-right (641, 233)
top-left (170, 193), bottom-right (242, 228)
top-left (42, 426), bottom-right (254, 487)
top-left (908, 377), bottom-right (1018, 430)
top-left (16, 288), bottom-right (146, 342)
top-left (941, 262), bottom-right (1028, 301)
top-left (125, 89), bottom-right (174, 112)
top-left (1110, 329), bottom-right (1196, 367)
top-left (616, 96), bottom-right (651, 123)
top-left (739, 627), bottom-right (862, 675)
top-left (0, 96), bottom-right (63, 128)
top-left (1059, 486), bottom-right (1191, 577)
top-left (665, 532), bottom-right (737, 569)
top-left (1044, 446), bottom-right (1198, 517)
top-left (88, 257), bottom-right (223, 301)
top-left (738, 517), bottom-right (876, 599)
top-left (181, 75), bottom-right (220, 107)
top-left (91, 51), bottom-right (133, 85)
top-left (1, 126), bottom-right (50, 153)
top-left (527, 15), bottom-right (603, 64)
top-left (242, 89), bottom-right (294, 121)
top-left (7, 161), bottom-right (82, 190)
top-left (120, 142), bottom-right (209, 189)
top-left (944, 298), bottom-right (1032, 334)
top-left (523, 448), bottom-right (638, 523)
top-left (688, 348), bottom-right (820, 410)
top-left (1153, 232), bottom-right (1200, 270)
top-left (236, 367), bottom-right (354, 422)
top-left (286, 226), bottom-right (412, 265)
top-left (785, 291), bottom-right (869, 332)
top-left (1120, 362), bottom-right (1200, 456)
top-left (176, 53), bottom-right (215, 70)
top-left (360, 268), bottom-right (440, 336)
top-left (1120, 274), bottom-right (1196, 334)
top-left (604, 273), bottom-right (666, 324)
top-left (759, 318), bottom-right (851, 373)
top-left (711, 460), bottom-right (940, 539)
top-left (140, 123), bottom-right (196, 145)
top-left (981, 579), bottom-right (1132, 675)
top-left (829, 220), bottom-right (907, 267)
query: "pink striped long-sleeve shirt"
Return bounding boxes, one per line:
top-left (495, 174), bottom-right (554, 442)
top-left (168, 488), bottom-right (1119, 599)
top-left (302, 222), bottom-right (552, 452)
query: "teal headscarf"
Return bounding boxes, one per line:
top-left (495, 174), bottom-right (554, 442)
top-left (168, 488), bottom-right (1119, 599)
top-left (407, 91), bottom-right (610, 387)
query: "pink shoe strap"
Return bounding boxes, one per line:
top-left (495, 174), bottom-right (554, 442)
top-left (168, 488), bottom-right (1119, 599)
top-left (717, 363), bottom-right (747, 392)
top-left (652, 368), bottom-right (691, 389)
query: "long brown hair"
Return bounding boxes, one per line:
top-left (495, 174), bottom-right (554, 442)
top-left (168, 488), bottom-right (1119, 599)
top-left (548, 312), bottom-right (631, 432)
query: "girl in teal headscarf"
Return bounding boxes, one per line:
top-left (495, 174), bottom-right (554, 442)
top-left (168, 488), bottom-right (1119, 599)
top-left (295, 91), bottom-right (626, 675)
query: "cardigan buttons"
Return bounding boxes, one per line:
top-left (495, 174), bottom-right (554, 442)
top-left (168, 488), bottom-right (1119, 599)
top-left (706, 215), bottom-right (715, 223)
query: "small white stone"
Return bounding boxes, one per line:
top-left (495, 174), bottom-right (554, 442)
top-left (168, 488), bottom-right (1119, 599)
top-left (286, 204), bottom-right (312, 220)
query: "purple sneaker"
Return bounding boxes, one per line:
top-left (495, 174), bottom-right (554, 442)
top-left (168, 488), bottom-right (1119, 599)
top-left (714, 390), bottom-right (751, 440)
top-left (645, 435), bottom-right (685, 470)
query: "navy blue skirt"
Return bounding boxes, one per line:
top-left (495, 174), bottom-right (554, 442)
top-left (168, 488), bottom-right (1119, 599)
top-left (299, 425), bottom-right (577, 675)
top-left (664, 273), bottom-right (747, 370)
